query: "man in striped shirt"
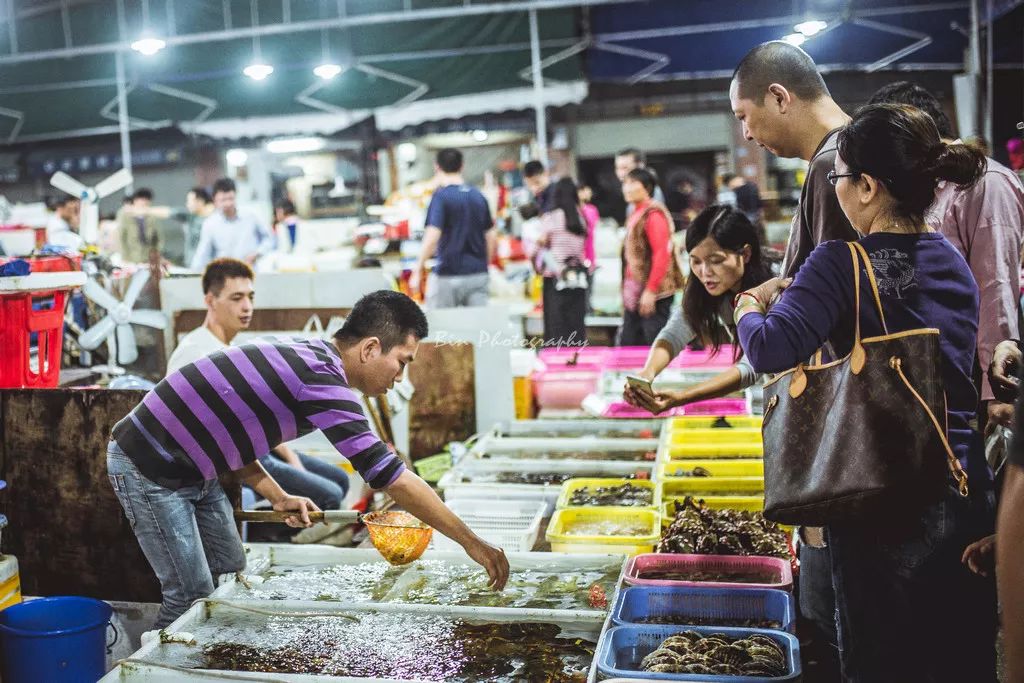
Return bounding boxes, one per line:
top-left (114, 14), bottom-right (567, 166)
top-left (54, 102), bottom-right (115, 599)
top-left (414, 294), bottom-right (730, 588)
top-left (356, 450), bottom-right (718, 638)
top-left (108, 290), bottom-right (509, 627)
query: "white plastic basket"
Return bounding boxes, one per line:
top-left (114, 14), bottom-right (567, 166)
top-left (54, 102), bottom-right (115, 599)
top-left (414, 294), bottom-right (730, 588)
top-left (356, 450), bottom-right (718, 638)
top-left (432, 499), bottom-right (546, 553)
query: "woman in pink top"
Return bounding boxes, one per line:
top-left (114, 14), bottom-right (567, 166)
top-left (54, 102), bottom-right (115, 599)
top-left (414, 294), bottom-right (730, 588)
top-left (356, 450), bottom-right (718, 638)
top-left (534, 178), bottom-right (589, 347)
top-left (578, 184), bottom-right (599, 268)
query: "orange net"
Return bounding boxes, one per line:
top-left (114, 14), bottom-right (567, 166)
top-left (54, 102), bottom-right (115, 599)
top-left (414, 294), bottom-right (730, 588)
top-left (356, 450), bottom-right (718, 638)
top-left (363, 510), bottom-right (433, 565)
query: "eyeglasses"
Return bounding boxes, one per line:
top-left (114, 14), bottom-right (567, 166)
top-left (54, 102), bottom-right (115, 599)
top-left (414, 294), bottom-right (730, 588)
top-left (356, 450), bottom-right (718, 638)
top-left (826, 170), bottom-right (857, 186)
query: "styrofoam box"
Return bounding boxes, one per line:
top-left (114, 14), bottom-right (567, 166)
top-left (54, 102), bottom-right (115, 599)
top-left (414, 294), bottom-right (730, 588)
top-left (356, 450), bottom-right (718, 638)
top-left (438, 457), bottom-right (655, 514)
top-left (99, 598), bottom-right (607, 683)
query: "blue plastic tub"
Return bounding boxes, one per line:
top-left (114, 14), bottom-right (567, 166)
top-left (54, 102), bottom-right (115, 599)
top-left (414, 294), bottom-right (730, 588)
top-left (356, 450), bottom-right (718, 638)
top-left (597, 624), bottom-right (801, 681)
top-left (0, 596), bottom-right (112, 683)
top-left (611, 585), bottom-right (796, 633)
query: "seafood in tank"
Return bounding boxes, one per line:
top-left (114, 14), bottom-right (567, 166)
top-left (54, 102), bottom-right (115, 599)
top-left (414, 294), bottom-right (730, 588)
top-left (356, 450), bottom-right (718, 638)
top-left (639, 630), bottom-right (789, 677)
top-left (568, 483), bottom-right (653, 507)
top-left (658, 497), bottom-right (789, 558)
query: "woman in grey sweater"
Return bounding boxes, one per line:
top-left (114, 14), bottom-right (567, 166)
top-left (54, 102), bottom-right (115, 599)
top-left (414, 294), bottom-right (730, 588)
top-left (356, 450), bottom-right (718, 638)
top-left (624, 205), bottom-right (773, 413)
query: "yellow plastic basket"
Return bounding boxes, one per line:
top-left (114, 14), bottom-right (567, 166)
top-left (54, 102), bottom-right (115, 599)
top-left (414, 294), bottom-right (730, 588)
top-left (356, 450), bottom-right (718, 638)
top-left (665, 416), bottom-right (763, 432)
top-left (661, 495), bottom-right (766, 527)
top-left (665, 428), bottom-right (763, 446)
top-left (545, 507), bottom-right (661, 555)
top-left (664, 442), bottom-right (764, 459)
top-left (657, 458), bottom-right (764, 481)
top-left (555, 478), bottom-right (657, 510)
top-left (658, 476), bottom-right (764, 500)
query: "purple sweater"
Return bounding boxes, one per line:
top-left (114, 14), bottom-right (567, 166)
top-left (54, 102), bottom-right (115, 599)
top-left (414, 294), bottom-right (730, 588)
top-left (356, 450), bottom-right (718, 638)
top-left (738, 232), bottom-right (990, 487)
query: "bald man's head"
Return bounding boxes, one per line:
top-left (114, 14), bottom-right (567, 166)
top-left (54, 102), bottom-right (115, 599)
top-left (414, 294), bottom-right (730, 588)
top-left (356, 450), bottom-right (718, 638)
top-left (732, 41), bottom-right (830, 103)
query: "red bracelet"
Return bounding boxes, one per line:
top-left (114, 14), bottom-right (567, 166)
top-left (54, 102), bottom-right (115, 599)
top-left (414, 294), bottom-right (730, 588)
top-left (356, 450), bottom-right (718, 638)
top-left (733, 291), bottom-right (761, 308)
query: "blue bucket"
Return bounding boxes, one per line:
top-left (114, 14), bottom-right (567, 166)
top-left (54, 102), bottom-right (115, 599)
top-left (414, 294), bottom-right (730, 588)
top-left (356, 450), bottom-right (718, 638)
top-left (0, 596), bottom-right (113, 683)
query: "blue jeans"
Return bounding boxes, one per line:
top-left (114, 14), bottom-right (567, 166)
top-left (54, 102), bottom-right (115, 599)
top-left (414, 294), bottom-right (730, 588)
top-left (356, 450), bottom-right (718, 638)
top-left (106, 442), bottom-right (246, 628)
top-left (827, 487), bottom-right (997, 682)
top-left (257, 452), bottom-right (350, 510)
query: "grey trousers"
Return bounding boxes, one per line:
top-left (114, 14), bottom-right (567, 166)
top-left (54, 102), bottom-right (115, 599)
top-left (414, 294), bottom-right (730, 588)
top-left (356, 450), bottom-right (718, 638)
top-left (425, 271), bottom-right (489, 309)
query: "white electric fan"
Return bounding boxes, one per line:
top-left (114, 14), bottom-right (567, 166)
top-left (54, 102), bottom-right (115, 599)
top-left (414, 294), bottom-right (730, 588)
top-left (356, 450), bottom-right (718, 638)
top-left (77, 268), bottom-right (167, 370)
top-left (49, 168), bottom-right (133, 243)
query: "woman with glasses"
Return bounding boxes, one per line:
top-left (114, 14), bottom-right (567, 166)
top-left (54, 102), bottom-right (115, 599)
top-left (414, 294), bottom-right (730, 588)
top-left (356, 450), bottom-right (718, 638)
top-left (735, 103), bottom-right (995, 681)
top-left (623, 204), bottom-right (773, 414)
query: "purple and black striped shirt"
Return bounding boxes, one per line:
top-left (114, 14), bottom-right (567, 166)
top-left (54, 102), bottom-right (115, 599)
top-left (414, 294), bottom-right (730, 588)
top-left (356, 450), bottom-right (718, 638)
top-left (111, 337), bottom-right (404, 490)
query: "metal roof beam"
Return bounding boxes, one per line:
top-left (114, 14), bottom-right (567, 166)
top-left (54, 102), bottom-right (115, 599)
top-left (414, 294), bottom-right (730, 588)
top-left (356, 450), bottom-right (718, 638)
top-left (0, 0), bottom-right (646, 66)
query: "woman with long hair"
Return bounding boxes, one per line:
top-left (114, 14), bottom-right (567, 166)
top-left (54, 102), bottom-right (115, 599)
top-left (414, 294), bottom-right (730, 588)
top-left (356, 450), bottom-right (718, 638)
top-left (623, 204), bottom-right (773, 413)
top-left (735, 103), bottom-right (994, 680)
top-left (533, 177), bottom-right (588, 346)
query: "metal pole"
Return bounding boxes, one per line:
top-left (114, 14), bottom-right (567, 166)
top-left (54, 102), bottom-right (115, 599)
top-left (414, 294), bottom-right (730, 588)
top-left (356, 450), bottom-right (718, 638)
top-left (115, 50), bottom-right (134, 193)
top-left (985, 0), bottom-right (993, 146)
top-left (529, 9), bottom-right (548, 166)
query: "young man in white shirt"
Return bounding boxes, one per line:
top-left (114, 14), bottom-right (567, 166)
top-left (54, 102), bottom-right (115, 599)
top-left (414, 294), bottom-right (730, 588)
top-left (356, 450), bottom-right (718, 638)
top-left (167, 258), bottom-right (350, 523)
top-left (45, 196), bottom-right (83, 251)
top-left (188, 178), bottom-right (274, 271)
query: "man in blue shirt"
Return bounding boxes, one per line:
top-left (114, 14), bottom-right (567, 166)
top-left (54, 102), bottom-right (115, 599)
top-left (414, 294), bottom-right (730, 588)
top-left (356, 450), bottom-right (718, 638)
top-left (410, 149), bottom-right (496, 308)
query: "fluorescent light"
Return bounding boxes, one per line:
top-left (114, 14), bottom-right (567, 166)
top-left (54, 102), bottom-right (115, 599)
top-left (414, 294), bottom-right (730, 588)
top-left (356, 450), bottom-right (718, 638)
top-left (266, 137), bottom-right (326, 154)
top-left (471, 130), bottom-right (489, 142)
top-left (397, 142), bottom-right (417, 163)
top-left (783, 33), bottom-right (807, 46)
top-left (243, 63), bottom-right (274, 80)
top-left (226, 149), bottom-right (248, 166)
top-left (795, 20), bottom-right (828, 36)
top-left (314, 63), bottom-right (343, 80)
top-left (130, 36), bottom-right (166, 56)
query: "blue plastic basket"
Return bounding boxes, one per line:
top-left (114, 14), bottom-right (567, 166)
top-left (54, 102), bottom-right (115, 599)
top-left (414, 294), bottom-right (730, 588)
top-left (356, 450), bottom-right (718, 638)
top-left (597, 624), bottom-right (801, 681)
top-left (611, 585), bottom-right (796, 634)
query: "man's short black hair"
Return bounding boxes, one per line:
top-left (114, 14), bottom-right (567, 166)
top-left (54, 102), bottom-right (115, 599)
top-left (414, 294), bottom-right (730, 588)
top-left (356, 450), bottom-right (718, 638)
top-left (54, 195), bottom-right (78, 208)
top-left (436, 148), bottom-right (463, 174)
top-left (189, 187), bottom-right (212, 203)
top-left (276, 199), bottom-right (296, 214)
top-left (212, 177), bottom-right (236, 196)
top-left (523, 160), bottom-right (546, 178)
top-left (334, 290), bottom-right (428, 352)
top-left (202, 257), bottom-right (254, 295)
top-left (720, 172), bottom-right (738, 185)
top-left (867, 81), bottom-right (955, 140)
top-left (732, 41), bottom-right (830, 102)
top-left (616, 148), bottom-right (645, 164)
top-left (132, 188), bottom-right (154, 202)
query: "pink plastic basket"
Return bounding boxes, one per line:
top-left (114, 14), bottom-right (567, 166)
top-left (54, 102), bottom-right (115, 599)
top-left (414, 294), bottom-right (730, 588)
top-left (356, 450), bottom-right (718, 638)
top-left (681, 398), bottom-right (749, 416)
top-left (624, 553), bottom-right (794, 591)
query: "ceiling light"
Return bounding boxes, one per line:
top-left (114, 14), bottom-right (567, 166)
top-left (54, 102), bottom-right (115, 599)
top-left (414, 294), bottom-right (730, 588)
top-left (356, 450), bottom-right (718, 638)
top-left (226, 149), bottom-right (248, 166)
top-left (266, 137), bottom-right (326, 154)
top-left (130, 36), bottom-right (166, 55)
top-left (397, 142), bottom-right (418, 163)
top-left (314, 63), bottom-right (343, 80)
top-left (471, 130), bottom-right (489, 142)
top-left (795, 20), bottom-right (828, 36)
top-left (783, 33), bottom-right (807, 46)
top-left (243, 63), bottom-right (274, 80)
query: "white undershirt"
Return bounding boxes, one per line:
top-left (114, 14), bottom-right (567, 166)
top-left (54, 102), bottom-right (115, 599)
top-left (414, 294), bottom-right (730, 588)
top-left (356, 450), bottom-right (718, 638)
top-left (165, 325), bottom-right (228, 375)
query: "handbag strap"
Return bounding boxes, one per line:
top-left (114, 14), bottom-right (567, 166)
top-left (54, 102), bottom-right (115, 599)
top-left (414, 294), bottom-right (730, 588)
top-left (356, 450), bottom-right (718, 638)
top-left (889, 356), bottom-right (970, 497)
top-left (850, 241), bottom-right (890, 335)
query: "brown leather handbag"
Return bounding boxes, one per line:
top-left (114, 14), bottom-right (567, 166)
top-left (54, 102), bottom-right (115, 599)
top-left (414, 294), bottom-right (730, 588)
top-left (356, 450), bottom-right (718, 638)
top-left (760, 241), bottom-right (969, 526)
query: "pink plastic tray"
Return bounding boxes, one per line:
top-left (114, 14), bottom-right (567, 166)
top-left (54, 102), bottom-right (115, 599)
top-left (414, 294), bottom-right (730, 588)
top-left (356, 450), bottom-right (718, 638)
top-left (601, 401), bottom-right (686, 419)
top-left (625, 553), bottom-right (794, 591)
top-left (600, 398), bottom-right (749, 419)
top-left (680, 398), bottom-right (749, 416)
top-left (670, 345), bottom-right (738, 369)
top-left (536, 347), bottom-right (611, 372)
top-left (532, 368), bottom-right (601, 409)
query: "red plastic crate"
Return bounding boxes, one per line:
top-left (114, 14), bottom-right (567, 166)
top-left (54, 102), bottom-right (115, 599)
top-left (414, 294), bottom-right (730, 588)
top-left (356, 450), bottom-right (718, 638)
top-left (0, 289), bottom-right (67, 388)
top-left (0, 255), bottom-right (82, 273)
